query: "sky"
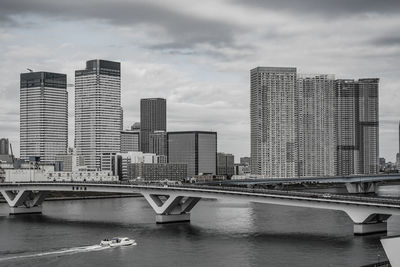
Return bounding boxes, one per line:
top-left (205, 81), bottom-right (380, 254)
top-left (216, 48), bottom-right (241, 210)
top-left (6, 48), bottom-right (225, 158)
top-left (0, 0), bottom-right (400, 161)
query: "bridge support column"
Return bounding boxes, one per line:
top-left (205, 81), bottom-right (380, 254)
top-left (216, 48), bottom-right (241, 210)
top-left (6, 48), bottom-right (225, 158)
top-left (354, 221), bottom-right (387, 235)
top-left (345, 182), bottom-right (377, 194)
top-left (0, 190), bottom-right (47, 215)
top-left (345, 210), bottom-right (391, 235)
top-left (142, 193), bottom-right (201, 224)
top-left (155, 213), bottom-right (191, 223)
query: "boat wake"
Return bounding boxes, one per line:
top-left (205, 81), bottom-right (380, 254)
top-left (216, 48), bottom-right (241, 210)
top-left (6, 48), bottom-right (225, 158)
top-left (0, 242), bottom-right (137, 262)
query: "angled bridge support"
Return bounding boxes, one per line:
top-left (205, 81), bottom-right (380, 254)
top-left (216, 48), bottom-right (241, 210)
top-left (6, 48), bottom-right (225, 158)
top-left (142, 192), bottom-right (201, 223)
top-left (343, 208), bottom-right (390, 235)
top-left (0, 190), bottom-right (47, 215)
top-left (345, 182), bottom-right (378, 194)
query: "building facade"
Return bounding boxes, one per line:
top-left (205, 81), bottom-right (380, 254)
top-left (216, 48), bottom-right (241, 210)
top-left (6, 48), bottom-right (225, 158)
top-left (0, 138), bottom-right (9, 155)
top-left (121, 130), bottom-right (140, 153)
top-left (217, 153), bottom-right (234, 178)
top-left (357, 78), bottom-right (379, 174)
top-left (75, 59), bottom-right (121, 170)
top-left (20, 72), bottom-right (68, 164)
top-left (140, 98), bottom-right (166, 153)
top-left (149, 131), bottom-right (167, 156)
top-left (250, 67), bottom-right (297, 178)
top-left (128, 163), bottom-right (187, 181)
top-left (168, 131), bottom-right (217, 177)
top-left (101, 151), bottom-right (159, 180)
top-left (240, 157), bottom-right (251, 166)
top-left (335, 78), bottom-right (379, 175)
top-left (297, 74), bottom-right (336, 177)
top-left (55, 149), bottom-right (85, 172)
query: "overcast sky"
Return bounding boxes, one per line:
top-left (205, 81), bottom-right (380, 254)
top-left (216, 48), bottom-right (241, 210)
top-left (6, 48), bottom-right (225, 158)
top-left (0, 0), bottom-right (399, 161)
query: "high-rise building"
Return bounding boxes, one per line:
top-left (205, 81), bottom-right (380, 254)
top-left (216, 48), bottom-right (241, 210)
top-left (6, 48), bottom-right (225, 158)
top-left (297, 74), bottom-right (336, 177)
top-left (0, 138), bottom-right (9, 155)
top-left (149, 131), bottom-right (167, 156)
top-left (335, 78), bottom-right (379, 175)
top-left (20, 71), bottom-right (68, 163)
top-left (75, 59), bottom-right (121, 170)
top-left (120, 107), bottom-right (124, 131)
top-left (250, 67), bottom-right (297, 178)
top-left (336, 79), bottom-right (358, 175)
top-left (357, 78), bottom-right (379, 174)
top-left (250, 66), bottom-right (379, 178)
top-left (140, 98), bottom-right (166, 153)
top-left (121, 130), bottom-right (140, 153)
top-left (168, 131), bottom-right (217, 177)
top-left (217, 153), bottom-right (234, 178)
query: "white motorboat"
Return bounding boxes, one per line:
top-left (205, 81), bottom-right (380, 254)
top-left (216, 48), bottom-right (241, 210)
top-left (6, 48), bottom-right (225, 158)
top-left (100, 237), bottom-right (135, 247)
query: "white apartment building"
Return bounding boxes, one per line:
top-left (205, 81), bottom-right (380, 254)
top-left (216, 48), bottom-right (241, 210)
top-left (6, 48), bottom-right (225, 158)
top-left (297, 74), bottom-right (336, 177)
top-left (75, 59), bottom-right (121, 170)
top-left (250, 67), bottom-right (297, 178)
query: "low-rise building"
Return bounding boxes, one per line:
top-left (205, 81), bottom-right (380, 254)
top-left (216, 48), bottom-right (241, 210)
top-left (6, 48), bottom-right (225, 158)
top-left (217, 153), bottom-right (234, 178)
top-left (234, 163), bottom-right (251, 176)
top-left (191, 174), bottom-right (226, 183)
top-left (101, 151), bottom-right (160, 180)
top-left (55, 148), bottom-right (86, 172)
top-left (1, 157), bottom-right (117, 183)
top-left (127, 163), bottom-right (187, 181)
top-left (0, 138), bottom-right (9, 155)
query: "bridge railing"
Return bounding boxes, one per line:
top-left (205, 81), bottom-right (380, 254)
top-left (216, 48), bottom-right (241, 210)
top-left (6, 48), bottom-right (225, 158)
top-left (2, 181), bottom-right (400, 206)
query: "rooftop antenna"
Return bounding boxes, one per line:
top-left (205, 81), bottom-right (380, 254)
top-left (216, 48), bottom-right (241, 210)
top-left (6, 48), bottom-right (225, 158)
top-left (27, 68), bottom-right (33, 72)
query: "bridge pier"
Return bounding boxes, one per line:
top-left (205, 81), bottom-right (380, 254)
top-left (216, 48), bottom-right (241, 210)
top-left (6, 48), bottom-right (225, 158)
top-left (0, 190), bottom-right (47, 215)
top-left (354, 221), bottom-right (388, 235)
top-left (142, 193), bottom-right (201, 224)
top-left (155, 213), bottom-right (191, 223)
top-left (345, 182), bottom-right (377, 194)
top-left (345, 209), bottom-right (390, 235)
top-left (9, 206), bottom-right (43, 215)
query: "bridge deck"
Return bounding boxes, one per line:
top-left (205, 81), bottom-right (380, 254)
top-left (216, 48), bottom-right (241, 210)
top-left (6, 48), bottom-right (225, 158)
top-left (1, 182), bottom-right (400, 209)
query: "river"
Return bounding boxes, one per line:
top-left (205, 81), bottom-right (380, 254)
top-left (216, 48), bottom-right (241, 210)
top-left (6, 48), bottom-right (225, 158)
top-left (0, 187), bottom-right (399, 266)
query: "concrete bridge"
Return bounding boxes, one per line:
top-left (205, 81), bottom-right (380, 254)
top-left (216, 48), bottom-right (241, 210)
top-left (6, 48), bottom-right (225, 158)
top-left (216, 174), bottom-right (400, 193)
top-left (1, 182), bottom-right (400, 235)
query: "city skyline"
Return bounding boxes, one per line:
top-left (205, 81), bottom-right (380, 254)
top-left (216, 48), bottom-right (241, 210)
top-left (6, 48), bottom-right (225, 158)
top-left (1, 1), bottom-right (400, 161)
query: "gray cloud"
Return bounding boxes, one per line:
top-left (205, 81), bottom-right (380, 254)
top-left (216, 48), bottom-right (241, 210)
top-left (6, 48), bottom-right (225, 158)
top-left (0, 0), bottom-right (241, 49)
top-left (233, 0), bottom-right (400, 16)
top-left (373, 35), bottom-right (400, 47)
